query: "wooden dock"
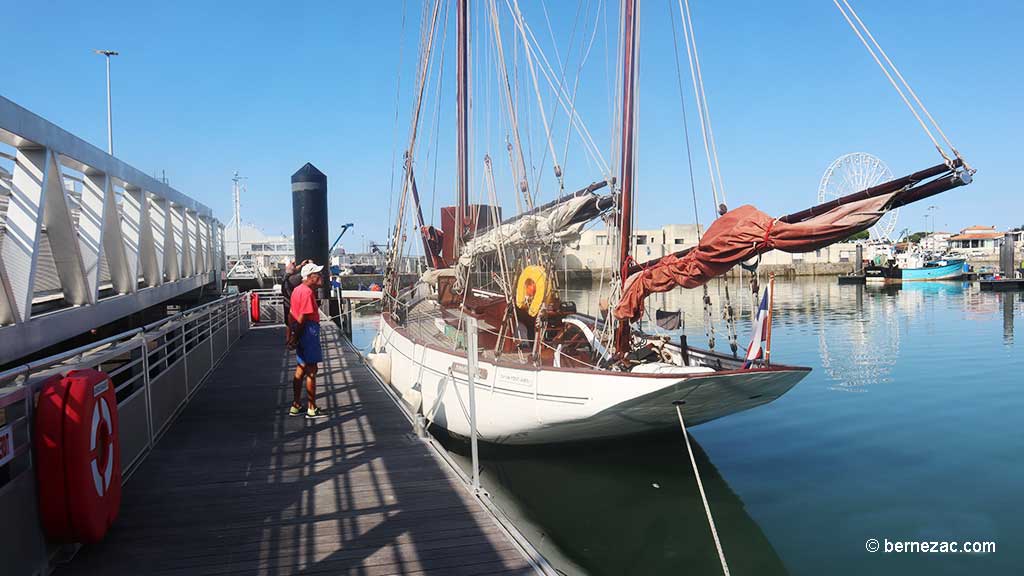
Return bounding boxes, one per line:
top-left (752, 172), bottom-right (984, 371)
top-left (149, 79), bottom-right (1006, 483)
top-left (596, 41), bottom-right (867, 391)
top-left (59, 323), bottom-right (537, 575)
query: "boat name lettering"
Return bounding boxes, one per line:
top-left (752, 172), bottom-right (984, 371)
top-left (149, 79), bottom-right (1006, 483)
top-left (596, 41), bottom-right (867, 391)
top-left (450, 363), bottom-right (487, 379)
top-left (496, 372), bottom-right (533, 390)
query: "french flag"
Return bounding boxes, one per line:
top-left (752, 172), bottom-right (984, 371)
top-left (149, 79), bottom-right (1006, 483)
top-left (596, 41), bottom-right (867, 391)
top-left (743, 286), bottom-right (772, 369)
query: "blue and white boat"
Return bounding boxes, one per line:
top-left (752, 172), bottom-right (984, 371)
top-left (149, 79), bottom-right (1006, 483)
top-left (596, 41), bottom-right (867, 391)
top-left (901, 258), bottom-right (968, 281)
top-left (865, 255), bottom-right (968, 282)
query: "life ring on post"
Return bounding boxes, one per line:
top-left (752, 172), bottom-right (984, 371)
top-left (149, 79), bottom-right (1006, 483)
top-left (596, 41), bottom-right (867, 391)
top-left (250, 292), bottom-right (260, 322)
top-left (515, 266), bottom-right (548, 317)
top-left (35, 369), bottom-right (122, 543)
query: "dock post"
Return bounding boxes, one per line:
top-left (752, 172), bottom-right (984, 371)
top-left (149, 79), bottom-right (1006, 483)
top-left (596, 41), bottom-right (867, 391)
top-left (855, 244), bottom-right (864, 275)
top-left (292, 163), bottom-right (330, 300)
top-left (1001, 232), bottom-right (1015, 276)
top-left (466, 316), bottom-right (481, 494)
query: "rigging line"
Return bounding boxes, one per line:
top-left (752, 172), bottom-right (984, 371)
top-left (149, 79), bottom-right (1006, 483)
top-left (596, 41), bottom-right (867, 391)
top-left (667, 0), bottom-right (702, 242)
top-left (389, 0), bottom-right (442, 289)
top-left (510, 0), bottom-right (564, 196)
top-left (387, 0), bottom-right (409, 241)
top-left (682, 0), bottom-right (727, 210)
top-left (840, 0), bottom-right (967, 168)
top-left (505, 0), bottom-right (611, 177)
top-left (832, 0), bottom-right (951, 164)
top-left (538, 0), bottom-right (586, 196)
top-left (560, 0), bottom-right (602, 183)
top-left (428, 0), bottom-right (452, 226)
top-left (676, 0), bottom-right (721, 218)
top-left (675, 404), bottom-right (732, 576)
top-left (487, 0), bottom-right (534, 211)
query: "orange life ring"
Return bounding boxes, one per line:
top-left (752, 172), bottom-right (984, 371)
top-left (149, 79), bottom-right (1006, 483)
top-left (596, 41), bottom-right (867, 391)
top-left (515, 266), bottom-right (548, 317)
top-left (250, 292), bottom-right (261, 322)
top-left (35, 369), bottom-right (122, 543)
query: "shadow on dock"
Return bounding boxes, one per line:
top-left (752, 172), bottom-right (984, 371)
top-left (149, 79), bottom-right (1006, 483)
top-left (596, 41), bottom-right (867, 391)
top-left (59, 324), bottom-right (532, 575)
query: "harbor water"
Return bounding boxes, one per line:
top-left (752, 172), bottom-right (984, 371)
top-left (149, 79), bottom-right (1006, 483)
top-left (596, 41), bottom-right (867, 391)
top-left (351, 277), bottom-right (1022, 575)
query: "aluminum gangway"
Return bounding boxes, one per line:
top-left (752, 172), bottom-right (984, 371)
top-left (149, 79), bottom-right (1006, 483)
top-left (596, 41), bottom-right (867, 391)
top-left (0, 293), bottom-right (251, 575)
top-left (0, 96), bottom-right (225, 365)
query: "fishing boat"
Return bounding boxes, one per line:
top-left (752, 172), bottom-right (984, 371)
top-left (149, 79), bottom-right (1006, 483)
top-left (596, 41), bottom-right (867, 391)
top-left (369, 0), bottom-right (974, 444)
top-left (865, 254), bottom-right (968, 283)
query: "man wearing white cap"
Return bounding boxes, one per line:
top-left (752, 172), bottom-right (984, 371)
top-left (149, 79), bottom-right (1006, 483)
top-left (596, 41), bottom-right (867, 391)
top-left (288, 262), bottom-right (327, 418)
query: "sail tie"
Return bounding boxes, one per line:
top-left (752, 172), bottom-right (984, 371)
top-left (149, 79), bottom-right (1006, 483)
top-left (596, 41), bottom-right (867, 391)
top-left (758, 218), bottom-right (778, 251)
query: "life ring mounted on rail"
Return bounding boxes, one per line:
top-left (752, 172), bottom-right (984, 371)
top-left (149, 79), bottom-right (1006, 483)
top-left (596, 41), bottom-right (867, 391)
top-left (515, 266), bottom-right (548, 317)
top-left (35, 369), bottom-right (122, 544)
top-left (250, 291), bottom-right (261, 322)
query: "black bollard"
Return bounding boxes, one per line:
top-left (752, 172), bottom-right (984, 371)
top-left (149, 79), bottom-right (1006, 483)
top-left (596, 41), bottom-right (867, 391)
top-left (679, 334), bottom-right (691, 367)
top-left (292, 163), bottom-right (330, 299)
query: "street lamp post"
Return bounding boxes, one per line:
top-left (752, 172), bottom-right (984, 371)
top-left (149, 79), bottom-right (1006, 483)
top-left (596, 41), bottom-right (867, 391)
top-left (94, 49), bottom-right (119, 154)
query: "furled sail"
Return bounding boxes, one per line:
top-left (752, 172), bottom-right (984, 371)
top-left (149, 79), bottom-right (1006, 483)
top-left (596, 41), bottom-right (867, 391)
top-left (455, 191), bottom-right (615, 285)
top-left (614, 192), bottom-right (898, 322)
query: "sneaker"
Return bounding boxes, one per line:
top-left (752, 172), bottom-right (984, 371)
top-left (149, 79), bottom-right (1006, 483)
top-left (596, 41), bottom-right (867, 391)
top-left (306, 406), bottom-right (327, 419)
top-left (288, 404), bottom-right (303, 417)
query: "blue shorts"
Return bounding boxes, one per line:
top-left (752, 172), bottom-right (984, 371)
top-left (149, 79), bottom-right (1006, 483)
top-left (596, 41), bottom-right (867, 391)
top-left (296, 322), bottom-right (322, 365)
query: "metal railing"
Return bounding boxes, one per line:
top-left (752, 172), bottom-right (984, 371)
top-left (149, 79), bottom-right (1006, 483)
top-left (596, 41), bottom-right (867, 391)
top-left (0, 95), bottom-right (226, 365)
top-left (251, 288), bottom-right (286, 325)
top-left (0, 293), bottom-right (251, 576)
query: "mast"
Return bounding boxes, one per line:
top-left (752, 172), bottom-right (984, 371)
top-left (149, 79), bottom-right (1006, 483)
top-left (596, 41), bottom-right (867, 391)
top-left (615, 0), bottom-right (639, 354)
top-left (456, 0), bottom-right (471, 255)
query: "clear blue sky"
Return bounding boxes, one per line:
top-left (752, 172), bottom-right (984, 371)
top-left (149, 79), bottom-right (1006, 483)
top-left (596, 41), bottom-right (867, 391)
top-left (5, 0), bottom-right (1021, 251)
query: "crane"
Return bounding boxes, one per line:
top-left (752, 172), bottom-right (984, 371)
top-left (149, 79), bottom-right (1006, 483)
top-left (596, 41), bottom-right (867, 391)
top-left (329, 223), bottom-right (355, 254)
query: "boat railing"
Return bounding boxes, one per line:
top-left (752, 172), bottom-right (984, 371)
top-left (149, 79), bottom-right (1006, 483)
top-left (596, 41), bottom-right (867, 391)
top-left (0, 292), bottom-right (251, 576)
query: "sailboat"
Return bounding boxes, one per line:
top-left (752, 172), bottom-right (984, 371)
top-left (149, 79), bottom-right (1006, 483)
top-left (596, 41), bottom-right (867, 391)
top-left (368, 0), bottom-right (974, 445)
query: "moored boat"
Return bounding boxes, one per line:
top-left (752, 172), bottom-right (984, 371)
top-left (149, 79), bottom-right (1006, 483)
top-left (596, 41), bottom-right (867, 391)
top-left (371, 0), bottom-right (975, 445)
top-left (866, 256), bottom-right (967, 283)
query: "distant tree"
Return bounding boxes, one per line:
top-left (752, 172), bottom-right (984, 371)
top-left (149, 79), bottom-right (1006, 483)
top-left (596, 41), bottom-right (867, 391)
top-left (906, 231), bottom-right (928, 243)
top-left (844, 230), bottom-right (870, 241)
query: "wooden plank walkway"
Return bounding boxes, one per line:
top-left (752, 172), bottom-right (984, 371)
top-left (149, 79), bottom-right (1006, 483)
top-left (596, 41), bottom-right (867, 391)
top-left (60, 323), bottom-right (536, 576)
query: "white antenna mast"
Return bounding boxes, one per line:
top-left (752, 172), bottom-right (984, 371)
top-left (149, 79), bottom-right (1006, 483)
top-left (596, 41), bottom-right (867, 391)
top-left (232, 171), bottom-right (247, 260)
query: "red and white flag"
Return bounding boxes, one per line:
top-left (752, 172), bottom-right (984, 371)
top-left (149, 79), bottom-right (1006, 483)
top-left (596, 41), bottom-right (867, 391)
top-left (743, 285), bottom-right (772, 368)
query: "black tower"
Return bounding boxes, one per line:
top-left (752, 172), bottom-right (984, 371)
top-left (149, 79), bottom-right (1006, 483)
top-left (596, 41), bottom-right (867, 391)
top-left (291, 163), bottom-right (329, 296)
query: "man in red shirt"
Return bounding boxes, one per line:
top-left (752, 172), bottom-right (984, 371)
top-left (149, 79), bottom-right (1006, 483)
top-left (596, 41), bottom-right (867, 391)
top-left (288, 262), bottom-right (327, 419)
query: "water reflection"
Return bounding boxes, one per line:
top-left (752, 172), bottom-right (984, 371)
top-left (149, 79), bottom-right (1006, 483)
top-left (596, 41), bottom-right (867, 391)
top-left (438, 433), bottom-right (788, 576)
top-left (348, 277), bottom-right (1024, 574)
top-left (817, 284), bottom-right (900, 392)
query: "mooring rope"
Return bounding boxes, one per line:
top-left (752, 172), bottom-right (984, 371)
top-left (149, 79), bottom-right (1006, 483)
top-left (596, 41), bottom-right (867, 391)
top-left (675, 403), bottom-right (731, 576)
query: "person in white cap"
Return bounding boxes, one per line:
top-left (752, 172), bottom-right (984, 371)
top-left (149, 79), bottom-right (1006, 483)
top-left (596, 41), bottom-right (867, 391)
top-left (288, 261), bottom-right (327, 418)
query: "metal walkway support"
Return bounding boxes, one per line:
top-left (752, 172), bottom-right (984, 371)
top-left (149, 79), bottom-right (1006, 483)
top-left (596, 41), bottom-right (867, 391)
top-left (0, 96), bottom-right (225, 365)
top-left (0, 293), bottom-right (250, 576)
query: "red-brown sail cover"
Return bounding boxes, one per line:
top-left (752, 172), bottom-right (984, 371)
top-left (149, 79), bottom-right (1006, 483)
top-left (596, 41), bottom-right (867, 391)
top-left (614, 192), bottom-right (897, 322)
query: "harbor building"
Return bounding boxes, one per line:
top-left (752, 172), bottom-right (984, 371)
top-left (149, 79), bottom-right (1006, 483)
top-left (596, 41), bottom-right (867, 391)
top-left (920, 231), bottom-right (954, 252)
top-left (564, 224), bottom-right (873, 275)
top-left (948, 225), bottom-right (1012, 256)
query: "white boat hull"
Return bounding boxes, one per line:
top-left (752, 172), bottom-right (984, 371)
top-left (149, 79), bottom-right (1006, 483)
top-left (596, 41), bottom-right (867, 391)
top-left (375, 317), bottom-right (808, 445)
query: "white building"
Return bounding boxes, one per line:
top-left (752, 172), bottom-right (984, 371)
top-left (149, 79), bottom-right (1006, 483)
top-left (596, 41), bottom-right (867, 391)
top-left (948, 225), bottom-right (1004, 257)
top-left (919, 231), bottom-right (953, 253)
top-left (565, 224), bottom-right (704, 270)
top-left (223, 223), bottom-right (293, 276)
top-left (564, 223), bottom-right (873, 271)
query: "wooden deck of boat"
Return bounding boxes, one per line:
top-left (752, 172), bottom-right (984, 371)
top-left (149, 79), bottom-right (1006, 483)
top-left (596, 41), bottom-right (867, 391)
top-left (59, 323), bottom-right (537, 576)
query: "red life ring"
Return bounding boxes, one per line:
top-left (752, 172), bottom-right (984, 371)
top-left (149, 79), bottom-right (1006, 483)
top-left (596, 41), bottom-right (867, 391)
top-left (35, 369), bottom-right (122, 543)
top-left (250, 292), bottom-right (261, 322)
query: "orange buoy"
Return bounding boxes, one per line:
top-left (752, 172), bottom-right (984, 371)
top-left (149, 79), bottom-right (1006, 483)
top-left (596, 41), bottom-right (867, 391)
top-left (250, 291), bottom-right (261, 322)
top-left (35, 369), bottom-right (122, 543)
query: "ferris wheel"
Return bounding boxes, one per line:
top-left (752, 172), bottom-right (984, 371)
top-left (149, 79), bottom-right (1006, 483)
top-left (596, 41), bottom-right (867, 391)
top-left (818, 152), bottom-right (898, 241)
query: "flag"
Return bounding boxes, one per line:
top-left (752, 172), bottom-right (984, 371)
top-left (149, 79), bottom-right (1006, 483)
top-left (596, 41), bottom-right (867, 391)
top-left (743, 286), bottom-right (771, 368)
